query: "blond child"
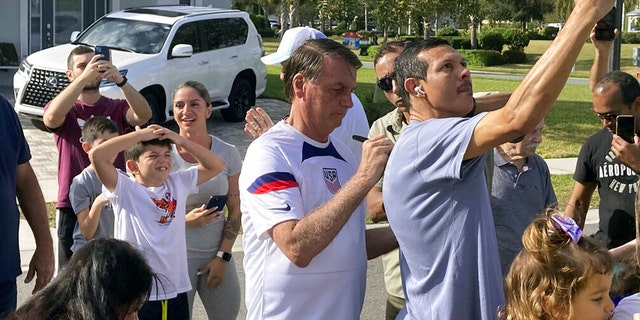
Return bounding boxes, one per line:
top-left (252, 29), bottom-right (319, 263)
top-left (502, 209), bottom-right (614, 320)
top-left (89, 124), bottom-right (224, 320)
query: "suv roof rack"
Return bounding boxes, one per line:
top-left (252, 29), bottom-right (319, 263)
top-left (123, 6), bottom-right (238, 18)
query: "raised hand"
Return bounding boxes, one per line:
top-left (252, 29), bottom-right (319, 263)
top-left (244, 107), bottom-right (275, 139)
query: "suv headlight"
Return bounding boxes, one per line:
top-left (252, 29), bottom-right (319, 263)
top-left (18, 60), bottom-right (32, 75)
top-left (99, 69), bottom-right (128, 87)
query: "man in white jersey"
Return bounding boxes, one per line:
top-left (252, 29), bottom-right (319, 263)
top-left (244, 27), bottom-right (370, 163)
top-left (240, 39), bottom-right (397, 320)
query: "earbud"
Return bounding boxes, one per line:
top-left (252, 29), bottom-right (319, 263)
top-left (414, 87), bottom-right (425, 95)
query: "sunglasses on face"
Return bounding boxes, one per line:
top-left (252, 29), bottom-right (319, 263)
top-left (595, 112), bottom-right (618, 122)
top-left (377, 73), bottom-right (395, 92)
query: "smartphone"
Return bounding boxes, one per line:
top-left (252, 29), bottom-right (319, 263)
top-left (616, 115), bottom-right (635, 143)
top-left (595, 7), bottom-right (616, 41)
top-left (94, 45), bottom-right (111, 62)
top-left (204, 195), bottom-right (228, 212)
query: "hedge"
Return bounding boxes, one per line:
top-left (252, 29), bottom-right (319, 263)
top-left (459, 49), bottom-right (504, 66)
top-left (502, 49), bottom-right (527, 63)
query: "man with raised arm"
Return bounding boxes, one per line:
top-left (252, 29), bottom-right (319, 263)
top-left (382, 1), bottom-right (615, 318)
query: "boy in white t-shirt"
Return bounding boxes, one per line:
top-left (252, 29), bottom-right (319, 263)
top-left (89, 124), bottom-right (224, 320)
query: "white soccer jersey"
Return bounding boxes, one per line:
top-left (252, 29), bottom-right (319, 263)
top-left (240, 122), bottom-right (367, 320)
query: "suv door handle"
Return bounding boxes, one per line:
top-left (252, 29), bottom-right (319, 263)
top-left (199, 61), bottom-right (209, 65)
top-left (229, 55), bottom-right (238, 59)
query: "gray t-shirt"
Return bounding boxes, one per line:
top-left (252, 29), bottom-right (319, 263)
top-left (491, 149), bottom-right (557, 275)
top-left (70, 166), bottom-right (115, 253)
top-left (171, 135), bottom-right (242, 259)
top-left (383, 114), bottom-right (504, 320)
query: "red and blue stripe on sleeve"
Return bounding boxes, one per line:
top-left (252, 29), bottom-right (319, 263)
top-left (248, 172), bottom-right (299, 194)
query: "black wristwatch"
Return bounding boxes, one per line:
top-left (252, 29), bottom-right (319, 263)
top-left (116, 75), bottom-right (128, 87)
top-left (216, 251), bottom-right (232, 262)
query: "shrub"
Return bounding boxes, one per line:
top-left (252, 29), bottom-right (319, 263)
top-left (459, 49), bottom-right (504, 66)
top-left (527, 30), bottom-right (547, 40)
top-left (447, 36), bottom-right (471, 49)
top-left (502, 49), bottom-right (527, 63)
top-left (323, 29), bottom-right (337, 37)
top-left (502, 29), bottom-right (530, 50)
top-left (622, 32), bottom-right (640, 44)
top-left (250, 14), bottom-right (268, 31)
top-left (542, 26), bottom-right (559, 39)
top-left (436, 27), bottom-right (460, 37)
top-left (478, 30), bottom-right (505, 52)
top-left (357, 30), bottom-right (372, 40)
top-left (259, 29), bottom-right (276, 38)
top-left (398, 35), bottom-right (423, 42)
top-left (359, 44), bottom-right (370, 56)
top-left (335, 21), bottom-right (347, 33)
top-left (366, 45), bottom-right (380, 57)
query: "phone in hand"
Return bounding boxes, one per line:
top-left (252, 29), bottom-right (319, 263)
top-left (595, 7), bottom-right (616, 41)
top-left (616, 115), bottom-right (635, 143)
top-left (204, 195), bottom-right (228, 213)
top-left (94, 45), bottom-right (111, 62)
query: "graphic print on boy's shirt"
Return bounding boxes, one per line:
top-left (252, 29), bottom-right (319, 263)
top-left (152, 191), bottom-right (177, 225)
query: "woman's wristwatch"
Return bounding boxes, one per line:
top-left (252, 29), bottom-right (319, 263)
top-left (216, 251), bottom-right (232, 262)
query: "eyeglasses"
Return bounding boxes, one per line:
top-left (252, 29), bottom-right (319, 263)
top-left (595, 112), bottom-right (618, 121)
top-left (377, 73), bottom-right (395, 92)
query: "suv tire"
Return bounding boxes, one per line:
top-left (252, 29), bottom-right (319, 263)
top-left (143, 91), bottom-right (166, 124)
top-left (31, 119), bottom-right (50, 132)
top-left (221, 77), bottom-right (254, 122)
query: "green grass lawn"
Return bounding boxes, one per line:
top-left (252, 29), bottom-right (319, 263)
top-left (551, 174), bottom-right (600, 210)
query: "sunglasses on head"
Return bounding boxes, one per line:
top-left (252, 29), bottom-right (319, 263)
top-left (377, 73), bottom-right (395, 92)
top-left (595, 112), bottom-right (618, 122)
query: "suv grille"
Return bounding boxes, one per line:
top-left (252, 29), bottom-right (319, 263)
top-left (20, 68), bottom-right (70, 109)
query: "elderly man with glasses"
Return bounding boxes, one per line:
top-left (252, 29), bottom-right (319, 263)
top-left (565, 32), bottom-right (640, 260)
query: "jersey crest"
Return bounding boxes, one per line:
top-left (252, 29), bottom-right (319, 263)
top-left (323, 168), bottom-right (341, 194)
top-left (151, 192), bottom-right (177, 225)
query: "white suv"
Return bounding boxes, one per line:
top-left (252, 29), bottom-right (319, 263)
top-left (13, 6), bottom-right (267, 130)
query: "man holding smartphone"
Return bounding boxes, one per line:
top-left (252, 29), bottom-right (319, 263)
top-left (42, 45), bottom-right (151, 268)
top-left (565, 31), bottom-right (640, 260)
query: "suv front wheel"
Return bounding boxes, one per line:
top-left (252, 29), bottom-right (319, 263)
top-left (142, 91), bottom-right (166, 124)
top-left (221, 77), bottom-right (254, 122)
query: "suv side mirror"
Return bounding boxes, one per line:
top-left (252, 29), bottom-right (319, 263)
top-left (171, 44), bottom-right (193, 58)
top-left (70, 31), bottom-right (80, 42)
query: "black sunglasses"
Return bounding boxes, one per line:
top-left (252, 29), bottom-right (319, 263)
top-left (377, 73), bottom-right (395, 92)
top-left (595, 112), bottom-right (618, 122)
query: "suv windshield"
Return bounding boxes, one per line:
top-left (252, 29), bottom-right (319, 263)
top-left (74, 18), bottom-right (171, 54)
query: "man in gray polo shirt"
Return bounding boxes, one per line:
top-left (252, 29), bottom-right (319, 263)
top-left (490, 119), bottom-right (557, 275)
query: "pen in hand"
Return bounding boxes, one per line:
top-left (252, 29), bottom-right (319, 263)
top-left (352, 135), bottom-right (368, 142)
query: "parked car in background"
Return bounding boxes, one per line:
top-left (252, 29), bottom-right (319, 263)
top-left (13, 5), bottom-right (267, 131)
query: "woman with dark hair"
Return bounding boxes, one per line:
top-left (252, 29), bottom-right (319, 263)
top-left (9, 238), bottom-right (154, 320)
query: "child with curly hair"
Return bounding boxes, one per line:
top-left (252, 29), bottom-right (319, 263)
top-left (502, 209), bottom-right (615, 320)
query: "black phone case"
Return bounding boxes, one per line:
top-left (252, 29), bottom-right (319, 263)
top-left (617, 116), bottom-right (635, 143)
top-left (94, 46), bottom-right (110, 61)
top-left (205, 195), bottom-right (228, 211)
top-left (595, 7), bottom-right (616, 41)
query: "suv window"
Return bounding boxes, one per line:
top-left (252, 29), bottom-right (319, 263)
top-left (202, 18), bottom-right (248, 50)
top-left (170, 22), bottom-right (202, 53)
top-left (76, 18), bottom-right (171, 54)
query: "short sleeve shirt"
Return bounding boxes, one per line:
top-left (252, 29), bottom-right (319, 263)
top-left (383, 114), bottom-right (504, 320)
top-left (44, 97), bottom-right (130, 208)
top-left (0, 94), bottom-right (31, 282)
top-left (574, 128), bottom-right (637, 248)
